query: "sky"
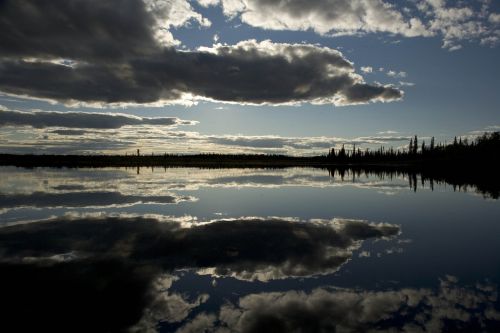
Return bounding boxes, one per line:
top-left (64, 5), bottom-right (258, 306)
top-left (0, 0), bottom-right (499, 155)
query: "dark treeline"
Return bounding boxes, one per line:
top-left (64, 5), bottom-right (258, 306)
top-left (326, 132), bottom-right (500, 165)
top-left (0, 152), bottom-right (322, 168)
top-left (1, 132), bottom-right (498, 168)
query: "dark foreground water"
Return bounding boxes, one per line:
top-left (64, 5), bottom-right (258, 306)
top-left (0, 166), bottom-right (499, 332)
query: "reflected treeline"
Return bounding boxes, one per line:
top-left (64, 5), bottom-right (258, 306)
top-left (325, 165), bottom-right (500, 199)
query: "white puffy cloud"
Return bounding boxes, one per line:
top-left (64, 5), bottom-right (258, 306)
top-left (489, 13), bottom-right (500, 24)
top-left (197, 0), bottom-right (220, 7)
top-left (421, 0), bottom-right (499, 50)
top-left (141, 0), bottom-right (212, 45)
top-left (209, 0), bottom-right (498, 50)
top-left (387, 70), bottom-right (407, 78)
top-left (216, 0), bottom-right (430, 37)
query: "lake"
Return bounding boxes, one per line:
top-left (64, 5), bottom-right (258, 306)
top-left (0, 166), bottom-right (499, 332)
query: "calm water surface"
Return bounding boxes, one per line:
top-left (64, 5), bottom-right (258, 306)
top-left (0, 166), bottom-right (499, 332)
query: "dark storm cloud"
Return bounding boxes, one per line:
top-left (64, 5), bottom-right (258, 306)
top-left (0, 191), bottom-right (191, 211)
top-left (0, 0), bottom-right (402, 106)
top-left (0, 216), bottom-right (399, 279)
top-left (0, 109), bottom-right (194, 129)
top-left (0, 0), bottom-right (159, 61)
top-left (0, 45), bottom-right (403, 106)
top-left (343, 83), bottom-right (404, 104)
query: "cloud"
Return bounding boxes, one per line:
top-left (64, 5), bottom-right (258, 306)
top-left (0, 216), bottom-right (400, 281)
top-left (204, 0), bottom-right (498, 50)
top-left (420, 0), bottom-right (500, 50)
top-left (480, 35), bottom-right (499, 47)
top-left (0, 124), bottom-right (412, 155)
top-left (0, 109), bottom-right (196, 129)
top-left (0, 0), bottom-right (208, 60)
top-left (49, 129), bottom-right (90, 136)
top-left (179, 276), bottom-right (500, 332)
top-left (340, 83), bottom-right (402, 104)
top-left (489, 13), bottom-right (500, 24)
top-left (0, 1), bottom-right (402, 106)
top-left (387, 70), bottom-right (407, 78)
top-left (0, 41), bottom-right (402, 107)
top-left (399, 81), bottom-right (415, 87)
top-left (377, 130), bottom-right (399, 135)
top-left (360, 66), bottom-right (373, 73)
top-left (211, 0), bottom-right (429, 37)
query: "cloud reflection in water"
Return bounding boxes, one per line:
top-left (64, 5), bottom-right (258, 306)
top-left (179, 276), bottom-right (500, 333)
top-left (0, 216), bottom-right (399, 280)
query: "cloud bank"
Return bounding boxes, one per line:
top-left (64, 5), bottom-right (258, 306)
top-left (0, 118), bottom-right (412, 155)
top-left (0, 0), bottom-right (401, 107)
top-left (0, 109), bottom-right (196, 129)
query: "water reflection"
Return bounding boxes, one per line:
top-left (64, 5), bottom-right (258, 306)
top-left (0, 216), bottom-right (399, 281)
top-left (1, 166), bottom-right (495, 197)
top-left (0, 191), bottom-right (192, 212)
top-left (178, 276), bottom-right (500, 333)
top-left (0, 166), bottom-right (499, 332)
top-left (1, 216), bottom-right (499, 332)
top-left (326, 166), bottom-right (499, 199)
top-left (0, 215), bottom-right (400, 332)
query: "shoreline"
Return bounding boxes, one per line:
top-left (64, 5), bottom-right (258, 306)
top-left (0, 153), bottom-right (468, 168)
